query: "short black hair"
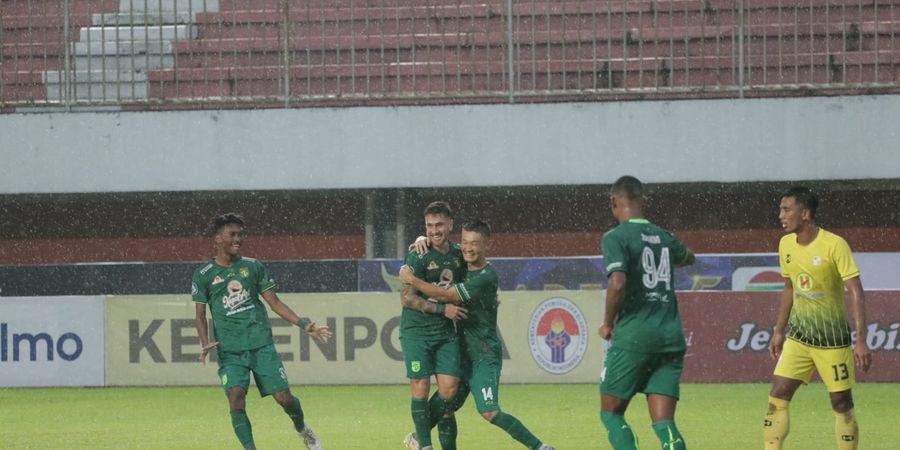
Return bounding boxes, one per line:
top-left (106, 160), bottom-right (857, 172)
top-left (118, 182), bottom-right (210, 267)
top-left (782, 186), bottom-right (819, 219)
top-left (610, 175), bottom-right (643, 201)
top-left (208, 213), bottom-right (245, 235)
top-left (461, 219), bottom-right (491, 239)
top-left (424, 201), bottom-right (452, 218)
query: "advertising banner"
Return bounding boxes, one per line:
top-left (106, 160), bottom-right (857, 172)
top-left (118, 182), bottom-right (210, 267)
top-left (106, 291), bottom-right (605, 386)
top-left (681, 291), bottom-right (900, 382)
top-left (0, 296), bottom-right (105, 387)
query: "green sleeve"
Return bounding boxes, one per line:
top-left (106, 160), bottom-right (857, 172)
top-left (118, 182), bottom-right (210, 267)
top-left (454, 269), bottom-right (497, 304)
top-left (669, 233), bottom-right (689, 265)
top-left (404, 250), bottom-right (427, 279)
top-left (256, 260), bottom-right (277, 293)
top-left (601, 231), bottom-right (627, 274)
top-left (191, 271), bottom-right (209, 304)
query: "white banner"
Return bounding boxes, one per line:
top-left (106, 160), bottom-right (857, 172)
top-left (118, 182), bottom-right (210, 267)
top-left (0, 296), bottom-right (105, 387)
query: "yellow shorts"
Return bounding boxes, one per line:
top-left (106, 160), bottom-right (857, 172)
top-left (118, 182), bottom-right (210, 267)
top-left (774, 338), bottom-right (854, 392)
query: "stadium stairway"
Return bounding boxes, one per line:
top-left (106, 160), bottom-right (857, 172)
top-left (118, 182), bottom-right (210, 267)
top-left (1, 0), bottom-right (119, 103)
top-left (41, 0), bottom-right (219, 102)
top-left (3, 0), bottom-right (898, 105)
top-left (147, 0), bottom-right (899, 100)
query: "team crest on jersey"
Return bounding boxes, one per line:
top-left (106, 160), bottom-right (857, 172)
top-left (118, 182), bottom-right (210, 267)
top-left (528, 297), bottom-right (588, 375)
top-left (812, 256), bottom-right (822, 266)
top-left (427, 261), bottom-right (439, 270)
top-left (240, 268), bottom-right (250, 278)
top-left (212, 276), bottom-right (225, 285)
top-left (796, 273), bottom-right (814, 292)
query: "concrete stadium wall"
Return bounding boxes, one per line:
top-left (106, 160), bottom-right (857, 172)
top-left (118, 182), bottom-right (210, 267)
top-left (2, 95), bottom-right (899, 194)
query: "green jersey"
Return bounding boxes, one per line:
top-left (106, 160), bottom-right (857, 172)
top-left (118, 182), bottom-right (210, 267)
top-left (191, 256), bottom-right (277, 352)
top-left (400, 242), bottom-right (466, 340)
top-left (454, 263), bottom-right (501, 361)
top-left (601, 219), bottom-right (690, 353)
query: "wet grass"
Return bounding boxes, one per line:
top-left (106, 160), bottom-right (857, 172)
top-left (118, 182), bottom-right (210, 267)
top-left (0, 383), bottom-right (897, 449)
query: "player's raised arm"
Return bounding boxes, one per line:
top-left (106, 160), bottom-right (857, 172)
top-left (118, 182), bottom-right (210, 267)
top-left (261, 289), bottom-right (333, 343)
top-left (398, 265), bottom-right (461, 304)
top-left (769, 278), bottom-right (794, 361)
top-left (844, 276), bottom-right (872, 372)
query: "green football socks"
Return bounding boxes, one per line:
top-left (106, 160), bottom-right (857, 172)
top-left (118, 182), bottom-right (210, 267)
top-left (436, 415), bottom-right (459, 450)
top-left (282, 394), bottom-right (306, 431)
top-left (489, 410), bottom-right (542, 449)
top-left (600, 411), bottom-right (639, 450)
top-left (230, 409), bottom-right (256, 450)
top-left (427, 392), bottom-right (458, 449)
top-left (411, 398), bottom-right (433, 447)
top-left (652, 420), bottom-right (686, 450)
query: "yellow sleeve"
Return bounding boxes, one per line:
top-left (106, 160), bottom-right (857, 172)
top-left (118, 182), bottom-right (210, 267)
top-left (832, 237), bottom-right (860, 281)
top-left (778, 236), bottom-right (790, 278)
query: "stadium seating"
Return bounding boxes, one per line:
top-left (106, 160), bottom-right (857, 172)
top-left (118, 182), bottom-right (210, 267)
top-left (2, 0), bottom-right (898, 106)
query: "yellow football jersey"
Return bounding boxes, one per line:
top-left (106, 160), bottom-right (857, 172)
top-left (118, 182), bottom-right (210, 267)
top-left (779, 228), bottom-right (860, 348)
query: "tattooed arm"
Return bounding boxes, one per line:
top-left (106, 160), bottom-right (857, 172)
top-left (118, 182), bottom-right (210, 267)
top-left (401, 284), bottom-right (468, 320)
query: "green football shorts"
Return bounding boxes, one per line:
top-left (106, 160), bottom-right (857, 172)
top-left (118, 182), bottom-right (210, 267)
top-left (464, 356), bottom-right (502, 414)
top-left (401, 335), bottom-right (461, 379)
top-left (599, 346), bottom-right (685, 401)
top-left (217, 344), bottom-right (290, 397)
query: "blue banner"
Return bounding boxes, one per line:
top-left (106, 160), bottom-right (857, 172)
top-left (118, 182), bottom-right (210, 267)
top-left (358, 254), bottom-right (781, 292)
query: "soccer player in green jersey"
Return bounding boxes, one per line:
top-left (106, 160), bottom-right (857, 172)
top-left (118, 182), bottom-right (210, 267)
top-left (399, 201), bottom-right (468, 450)
top-left (192, 213), bottom-right (333, 450)
top-left (598, 176), bottom-right (695, 450)
top-left (764, 187), bottom-right (872, 450)
top-left (400, 220), bottom-right (555, 450)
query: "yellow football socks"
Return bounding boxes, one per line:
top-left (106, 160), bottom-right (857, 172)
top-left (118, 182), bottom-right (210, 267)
top-left (763, 396), bottom-right (790, 450)
top-left (834, 408), bottom-right (859, 450)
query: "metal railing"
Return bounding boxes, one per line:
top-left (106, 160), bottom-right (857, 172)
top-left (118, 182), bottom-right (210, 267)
top-left (1, 0), bottom-right (898, 110)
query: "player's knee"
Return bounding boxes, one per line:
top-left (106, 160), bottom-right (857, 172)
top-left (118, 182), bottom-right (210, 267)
top-left (768, 383), bottom-right (797, 401)
top-left (481, 410), bottom-right (498, 422)
top-left (411, 378), bottom-right (430, 399)
top-left (271, 389), bottom-right (292, 406)
top-left (830, 391), bottom-right (854, 413)
top-left (227, 387), bottom-right (247, 408)
top-left (438, 384), bottom-right (458, 400)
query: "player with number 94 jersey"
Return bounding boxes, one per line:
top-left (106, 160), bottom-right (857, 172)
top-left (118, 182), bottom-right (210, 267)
top-left (601, 218), bottom-right (691, 353)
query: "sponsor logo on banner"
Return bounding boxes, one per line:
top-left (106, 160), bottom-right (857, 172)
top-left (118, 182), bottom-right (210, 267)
top-left (725, 321), bottom-right (900, 352)
top-left (731, 267), bottom-right (782, 291)
top-left (528, 297), bottom-right (588, 374)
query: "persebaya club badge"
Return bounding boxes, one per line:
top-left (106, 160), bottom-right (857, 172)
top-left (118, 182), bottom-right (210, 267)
top-left (411, 361), bottom-right (421, 373)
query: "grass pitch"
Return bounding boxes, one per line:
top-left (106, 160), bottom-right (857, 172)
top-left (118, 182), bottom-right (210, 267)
top-left (1, 383), bottom-right (897, 449)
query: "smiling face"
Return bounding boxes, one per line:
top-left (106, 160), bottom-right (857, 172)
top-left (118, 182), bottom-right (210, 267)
top-left (424, 213), bottom-right (453, 250)
top-left (779, 196), bottom-right (810, 234)
top-left (215, 223), bottom-right (244, 258)
top-left (460, 229), bottom-right (489, 267)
